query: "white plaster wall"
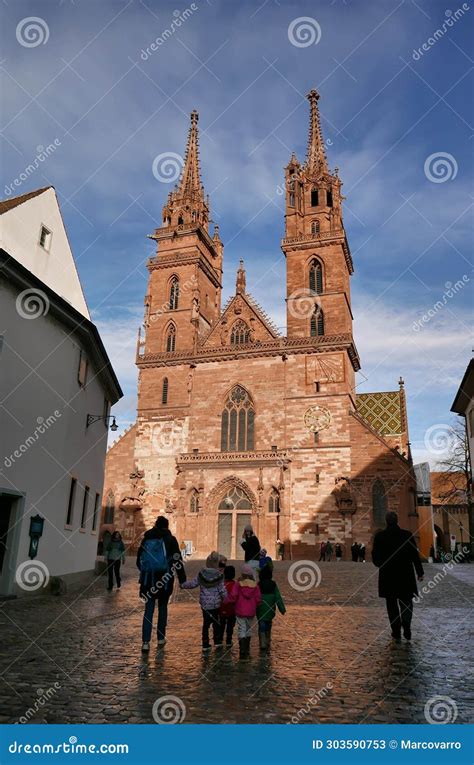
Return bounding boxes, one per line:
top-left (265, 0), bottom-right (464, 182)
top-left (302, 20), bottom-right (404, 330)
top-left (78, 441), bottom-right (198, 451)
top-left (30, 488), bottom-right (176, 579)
top-left (0, 188), bottom-right (90, 318)
top-left (0, 279), bottom-right (108, 595)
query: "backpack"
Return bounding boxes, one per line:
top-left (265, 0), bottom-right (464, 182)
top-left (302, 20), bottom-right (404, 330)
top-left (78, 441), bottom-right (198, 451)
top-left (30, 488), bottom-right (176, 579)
top-left (140, 538), bottom-right (168, 575)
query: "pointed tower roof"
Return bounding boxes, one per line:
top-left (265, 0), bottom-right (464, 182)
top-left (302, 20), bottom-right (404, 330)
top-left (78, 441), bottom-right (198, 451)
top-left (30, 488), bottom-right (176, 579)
top-left (305, 89), bottom-right (329, 177)
top-left (161, 110), bottom-right (209, 229)
top-left (178, 109), bottom-right (204, 200)
top-left (236, 259), bottom-right (246, 295)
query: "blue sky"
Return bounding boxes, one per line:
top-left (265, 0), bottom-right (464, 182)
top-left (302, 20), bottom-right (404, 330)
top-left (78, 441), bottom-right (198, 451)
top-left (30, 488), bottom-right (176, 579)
top-left (2, 0), bottom-right (473, 464)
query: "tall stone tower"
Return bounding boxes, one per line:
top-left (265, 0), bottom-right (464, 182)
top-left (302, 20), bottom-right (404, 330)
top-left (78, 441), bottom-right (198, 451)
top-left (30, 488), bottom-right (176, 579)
top-left (282, 89), bottom-right (355, 396)
top-left (142, 110), bottom-right (223, 357)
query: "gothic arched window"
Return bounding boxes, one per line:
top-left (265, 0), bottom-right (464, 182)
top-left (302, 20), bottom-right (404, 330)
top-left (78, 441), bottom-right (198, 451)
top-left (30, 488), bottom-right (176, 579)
top-left (177, 216), bottom-right (183, 225)
top-left (310, 307), bottom-right (324, 337)
top-left (311, 187), bottom-right (319, 207)
top-left (165, 324), bottom-right (176, 352)
top-left (268, 488), bottom-right (280, 513)
top-left (372, 479), bottom-right (387, 528)
top-left (230, 320), bottom-right (250, 346)
top-left (162, 377), bottom-right (169, 404)
top-left (169, 277), bottom-right (179, 310)
top-left (221, 385), bottom-right (255, 452)
top-left (327, 190), bottom-right (333, 207)
top-left (309, 258), bottom-right (323, 294)
top-left (311, 220), bottom-right (320, 235)
top-left (190, 490), bottom-right (199, 513)
top-left (104, 490), bottom-right (115, 524)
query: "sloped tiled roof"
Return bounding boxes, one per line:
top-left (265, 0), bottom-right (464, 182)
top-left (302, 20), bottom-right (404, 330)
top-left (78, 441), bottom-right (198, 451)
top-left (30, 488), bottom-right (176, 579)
top-left (356, 391), bottom-right (402, 435)
top-left (0, 186), bottom-right (52, 215)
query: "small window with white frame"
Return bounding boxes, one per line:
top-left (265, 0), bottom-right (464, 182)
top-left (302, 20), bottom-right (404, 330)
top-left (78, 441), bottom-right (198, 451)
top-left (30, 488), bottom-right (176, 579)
top-left (39, 225), bottom-right (52, 252)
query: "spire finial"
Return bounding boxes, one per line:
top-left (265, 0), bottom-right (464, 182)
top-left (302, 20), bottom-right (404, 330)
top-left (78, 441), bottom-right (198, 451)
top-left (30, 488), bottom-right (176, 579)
top-left (236, 259), bottom-right (246, 295)
top-left (305, 88), bottom-right (329, 176)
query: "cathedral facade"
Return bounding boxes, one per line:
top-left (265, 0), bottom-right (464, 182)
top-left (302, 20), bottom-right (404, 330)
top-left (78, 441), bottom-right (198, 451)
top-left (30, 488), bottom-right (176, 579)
top-left (102, 90), bottom-right (419, 559)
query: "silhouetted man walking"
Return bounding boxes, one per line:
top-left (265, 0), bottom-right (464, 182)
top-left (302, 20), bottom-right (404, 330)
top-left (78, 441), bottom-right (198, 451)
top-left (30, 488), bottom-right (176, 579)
top-left (372, 511), bottom-right (424, 643)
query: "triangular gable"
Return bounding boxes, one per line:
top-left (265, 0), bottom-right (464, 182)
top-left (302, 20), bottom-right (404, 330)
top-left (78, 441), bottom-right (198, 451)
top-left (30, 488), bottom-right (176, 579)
top-left (201, 292), bottom-right (280, 349)
top-left (0, 186), bottom-right (90, 318)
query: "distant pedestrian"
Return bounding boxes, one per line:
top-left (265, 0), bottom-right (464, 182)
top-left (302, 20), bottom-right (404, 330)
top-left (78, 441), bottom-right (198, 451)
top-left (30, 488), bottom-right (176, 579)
top-left (319, 541), bottom-right (327, 562)
top-left (326, 540), bottom-right (333, 562)
top-left (351, 542), bottom-right (359, 562)
top-left (335, 543), bottom-right (343, 561)
top-left (358, 542), bottom-right (366, 563)
top-left (180, 540), bottom-right (187, 560)
top-left (137, 516), bottom-right (186, 653)
top-left (218, 565), bottom-right (237, 647)
top-left (257, 564), bottom-right (286, 651)
top-left (228, 563), bottom-right (261, 659)
top-left (372, 511), bottom-right (424, 643)
top-left (276, 537), bottom-right (285, 561)
top-left (180, 551), bottom-right (227, 653)
top-left (241, 525), bottom-right (261, 575)
top-left (105, 531), bottom-right (125, 591)
top-left (258, 548), bottom-right (273, 572)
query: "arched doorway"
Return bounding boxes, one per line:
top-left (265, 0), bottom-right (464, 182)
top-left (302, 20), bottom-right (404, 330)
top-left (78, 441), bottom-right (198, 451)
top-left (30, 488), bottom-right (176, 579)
top-left (217, 484), bottom-right (253, 559)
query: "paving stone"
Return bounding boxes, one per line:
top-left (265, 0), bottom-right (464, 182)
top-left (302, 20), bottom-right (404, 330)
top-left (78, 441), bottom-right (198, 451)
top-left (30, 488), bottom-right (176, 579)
top-left (0, 561), bottom-right (472, 724)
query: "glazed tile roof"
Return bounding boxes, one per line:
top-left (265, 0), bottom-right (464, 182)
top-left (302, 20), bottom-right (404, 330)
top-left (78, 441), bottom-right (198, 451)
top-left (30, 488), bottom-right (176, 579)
top-left (355, 391), bottom-right (402, 435)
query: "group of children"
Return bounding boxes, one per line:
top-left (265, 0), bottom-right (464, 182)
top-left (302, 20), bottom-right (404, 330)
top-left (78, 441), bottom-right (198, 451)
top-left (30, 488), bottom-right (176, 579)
top-left (181, 549), bottom-right (286, 658)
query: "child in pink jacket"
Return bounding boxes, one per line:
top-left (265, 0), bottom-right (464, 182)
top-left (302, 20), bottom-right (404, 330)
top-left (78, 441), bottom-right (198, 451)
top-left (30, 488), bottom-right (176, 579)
top-left (228, 563), bottom-right (261, 659)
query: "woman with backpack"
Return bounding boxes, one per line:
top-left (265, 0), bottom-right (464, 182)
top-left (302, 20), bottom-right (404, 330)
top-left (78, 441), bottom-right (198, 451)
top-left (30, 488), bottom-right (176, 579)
top-left (136, 516), bottom-right (186, 652)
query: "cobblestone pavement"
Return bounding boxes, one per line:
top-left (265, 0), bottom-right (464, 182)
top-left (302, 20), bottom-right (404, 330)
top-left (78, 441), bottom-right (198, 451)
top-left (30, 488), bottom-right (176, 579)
top-left (0, 560), bottom-right (472, 724)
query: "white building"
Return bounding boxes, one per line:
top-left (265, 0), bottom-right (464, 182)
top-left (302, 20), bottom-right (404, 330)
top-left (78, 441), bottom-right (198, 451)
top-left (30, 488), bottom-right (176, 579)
top-left (0, 187), bottom-right (122, 596)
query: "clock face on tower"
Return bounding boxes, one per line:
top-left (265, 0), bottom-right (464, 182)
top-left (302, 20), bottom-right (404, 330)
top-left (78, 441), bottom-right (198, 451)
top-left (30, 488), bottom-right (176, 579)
top-left (304, 405), bottom-right (331, 433)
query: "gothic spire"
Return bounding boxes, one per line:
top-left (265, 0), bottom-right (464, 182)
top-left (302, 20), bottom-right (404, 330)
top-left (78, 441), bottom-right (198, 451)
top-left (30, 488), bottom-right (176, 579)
top-left (236, 259), bottom-right (246, 295)
top-left (305, 89), bottom-right (329, 177)
top-left (162, 110), bottom-right (209, 229)
top-left (178, 109), bottom-right (204, 199)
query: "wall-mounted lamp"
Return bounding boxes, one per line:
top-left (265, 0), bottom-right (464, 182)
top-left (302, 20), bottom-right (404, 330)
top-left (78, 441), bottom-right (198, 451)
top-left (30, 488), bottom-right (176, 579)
top-left (86, 414), bottom-right (118, 431)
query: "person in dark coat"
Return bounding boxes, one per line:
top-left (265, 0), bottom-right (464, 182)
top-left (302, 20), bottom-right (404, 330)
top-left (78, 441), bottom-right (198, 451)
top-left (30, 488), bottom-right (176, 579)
top-left (351, 542), bottom-right (359, 562)
top-left (318, 541), bottom-right (327, 562)
top-left (372, 511), bottom-right (424, 642)
top-left (241, 525), bottom-right (261, 574)
top-left (136, 516), bottom-right (186, 652)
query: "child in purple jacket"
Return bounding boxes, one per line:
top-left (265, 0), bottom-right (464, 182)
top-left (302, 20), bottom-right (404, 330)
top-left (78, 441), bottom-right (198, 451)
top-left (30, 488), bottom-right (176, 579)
top-left (180, 551), bottom-right (227, 652)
